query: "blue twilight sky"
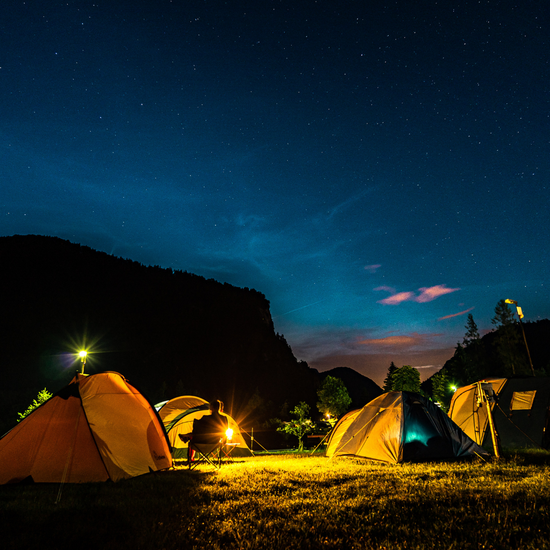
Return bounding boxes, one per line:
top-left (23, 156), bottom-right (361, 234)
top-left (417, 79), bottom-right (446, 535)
top-left (1, 0), bottom-right (549, 386)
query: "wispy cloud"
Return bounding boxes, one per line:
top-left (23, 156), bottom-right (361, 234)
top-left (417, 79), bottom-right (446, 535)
top-left (375, 284), bottom-right (460, 305)
top-left (416, 285), bottom-right (460, 303)
top-left (359, 335), bottom-right (420, 347)
top-left (327, 188), bottom-right (374, 220)
top-left (288, 328), bottom-right (455, 386)
top-left (364, 264), bottom-right (382, 273)
top-left (374, 285), bottom-right (395, 293)
top-left (438, 306), bottom-right (475, 320)
top-left (358, 332), bottom-right (445, 351)
top-left (377, 291), bottom-right (416, 305)
top-left (274, 300), bottom-right (326, 318)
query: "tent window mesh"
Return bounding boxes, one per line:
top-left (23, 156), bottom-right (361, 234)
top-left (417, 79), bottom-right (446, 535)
top-left (510, 391), bottom-right (536, 411)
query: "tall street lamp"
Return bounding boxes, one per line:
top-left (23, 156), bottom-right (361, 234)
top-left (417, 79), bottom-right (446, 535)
top-left (505, 299), bottom-right (535, 376)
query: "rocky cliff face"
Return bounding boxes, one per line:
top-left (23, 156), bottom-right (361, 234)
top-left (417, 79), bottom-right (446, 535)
top-left (0, 235), bottom-right (318, 432)
top-left (0, 235), bottom-right (383, 437)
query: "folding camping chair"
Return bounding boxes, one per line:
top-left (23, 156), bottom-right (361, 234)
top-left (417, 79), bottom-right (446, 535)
top-left (188, 439), bottom-right (224, 470)
top-left (186, 401), bottom-right (229, 470)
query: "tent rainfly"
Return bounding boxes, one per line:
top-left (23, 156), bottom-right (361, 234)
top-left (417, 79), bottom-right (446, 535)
top-left (326, 391), bottom-right (489, 464)
top-left (448, 377), bottom-right (550, 450)
top-left (156, 396), bottom-right (252, 459)
top-left (0, 372), bottom-right (172, 484)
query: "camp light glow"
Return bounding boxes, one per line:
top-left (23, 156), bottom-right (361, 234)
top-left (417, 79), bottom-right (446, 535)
top-left (225, 428), bottom-right (234, 441)
top-left (79, 350), bottom-right (87, 374)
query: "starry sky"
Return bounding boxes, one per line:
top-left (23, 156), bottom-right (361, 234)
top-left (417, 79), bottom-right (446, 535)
top-left (1, 0), bottom-right (549, 386)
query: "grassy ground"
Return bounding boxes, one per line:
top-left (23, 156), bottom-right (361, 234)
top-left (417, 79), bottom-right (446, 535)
top-left (1, 450), bottom-right (550, 550)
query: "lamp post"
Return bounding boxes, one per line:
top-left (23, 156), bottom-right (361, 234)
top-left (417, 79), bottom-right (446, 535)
top-left (505, 299), bottom-right (535, 376)
top-left (79, 350), bottom-right (88, 375)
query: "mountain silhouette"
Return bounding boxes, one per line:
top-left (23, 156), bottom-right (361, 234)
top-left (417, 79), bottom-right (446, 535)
top-left (0, 235), bottom-right (382, 436)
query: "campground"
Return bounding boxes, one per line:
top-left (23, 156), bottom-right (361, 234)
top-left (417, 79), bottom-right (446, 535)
top-left (2, 450), bottom-right (550, 550)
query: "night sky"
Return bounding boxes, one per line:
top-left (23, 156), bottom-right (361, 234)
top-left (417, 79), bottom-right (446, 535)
top-left (2, 0), bottom-right (549, 386)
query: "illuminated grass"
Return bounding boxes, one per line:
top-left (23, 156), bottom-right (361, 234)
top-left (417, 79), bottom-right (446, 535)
top-left (1, 452), bottom-right (550, 549)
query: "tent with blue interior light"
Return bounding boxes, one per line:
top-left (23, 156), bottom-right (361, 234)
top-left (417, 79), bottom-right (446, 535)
top-left (448, 377), bottom-right (550, 452)
top-left (325, 391), bottom-right (489, 464)
top-left (0, 371), bottom-right (173, 484)
top-left (156, 395), bottom-right (253, 460)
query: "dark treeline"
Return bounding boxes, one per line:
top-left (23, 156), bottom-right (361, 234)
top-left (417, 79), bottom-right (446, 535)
top-left (0, 235), bottom-right (381, 436)
top-left (422, 309), bottom-right (550, 409)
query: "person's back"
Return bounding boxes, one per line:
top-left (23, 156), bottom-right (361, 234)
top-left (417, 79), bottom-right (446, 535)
top-left (192, 402), bottom-right (228, 445)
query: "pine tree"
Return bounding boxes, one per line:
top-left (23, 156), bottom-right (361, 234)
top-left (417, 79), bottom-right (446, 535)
top-left (460, 313), bottom-right (484, 382)
top-left (383, 361), bottom-right (398, 392)
top-left (463, 313), bottom-right (480, 347)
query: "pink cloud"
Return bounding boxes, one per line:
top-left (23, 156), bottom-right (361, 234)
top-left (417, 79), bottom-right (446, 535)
top-left (376, 284), bottom-right (460, 305)
top-left (377, 291), bottom-right (416, 305)
top-left (364, 264), bottom-right (382, 273)
top-left (374, 285), bottom-right (395, 293)
top-left (415, 285), bottom-right (460, 303)
top-left (438, 306), bottom-right (475, 320)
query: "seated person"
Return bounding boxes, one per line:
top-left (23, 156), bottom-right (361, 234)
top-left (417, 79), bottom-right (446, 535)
top-left (187, 400), bottom-right (228, 461)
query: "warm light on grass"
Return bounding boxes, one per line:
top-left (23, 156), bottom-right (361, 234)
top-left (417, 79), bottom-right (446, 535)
top-left (2, 451), bottom-right (550, 549)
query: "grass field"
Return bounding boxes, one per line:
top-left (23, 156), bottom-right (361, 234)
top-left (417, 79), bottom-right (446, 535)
top-left (1, 450), bottom-right (550, 550)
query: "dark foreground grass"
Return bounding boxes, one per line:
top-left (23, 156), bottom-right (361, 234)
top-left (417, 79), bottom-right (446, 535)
top-left (1, 451), bottom-right (550, 550)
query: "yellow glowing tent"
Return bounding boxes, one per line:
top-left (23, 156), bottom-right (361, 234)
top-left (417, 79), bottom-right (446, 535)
top-left (0, 372), bottom-right (172, 484)
top-left (156, 396), bottom-right (252, 459)
top-left (326, 391), bottom-right (488, 464)
top-left (448, 377), bottom-right (550, 450)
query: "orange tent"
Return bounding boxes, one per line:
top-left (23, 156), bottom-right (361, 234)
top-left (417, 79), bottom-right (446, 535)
top-left (0, 372), bottom-right (172, 484)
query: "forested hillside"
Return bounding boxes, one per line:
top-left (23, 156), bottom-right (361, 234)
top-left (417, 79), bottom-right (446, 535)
top-left (422, 311), bottom-right (550, 408)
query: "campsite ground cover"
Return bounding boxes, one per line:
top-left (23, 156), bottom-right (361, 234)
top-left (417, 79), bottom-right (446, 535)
top-left (1, 451), bottom-right (550, 550)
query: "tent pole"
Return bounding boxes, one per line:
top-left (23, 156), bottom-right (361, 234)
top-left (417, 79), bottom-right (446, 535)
top-left (310, 432), bottom-right (330, 454)
top-left (241, 428), bottom-right (270, 454)
top-left (478, 382), bottom-right (500, 459)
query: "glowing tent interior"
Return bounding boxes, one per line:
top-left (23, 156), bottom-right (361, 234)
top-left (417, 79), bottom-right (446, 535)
top-left (326, 391), bottom-right (489, 464)
top-left (448, 377), bottom-right (550, 450)
top-left (0, 372), bottom-right (172, 484)
top-left (156, 396), bottom-right (252, 459)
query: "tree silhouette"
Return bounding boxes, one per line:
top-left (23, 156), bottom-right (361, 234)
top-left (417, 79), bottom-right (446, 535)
top-left (391, 365), bottom-right (421, 393)
top-left (383, 362), bottom-right (398, 392)
top-left (492, 299), bottom-right (528, 376)
top-left (277, 402), bottom-right (315, 452)
top-left (316, 376), bottom-right (352, 421)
